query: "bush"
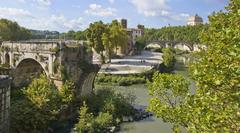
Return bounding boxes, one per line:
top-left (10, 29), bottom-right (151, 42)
top-left (95, 74), bottom-right (146, 86)
top-left (76, 88), bottom-right (134, 133)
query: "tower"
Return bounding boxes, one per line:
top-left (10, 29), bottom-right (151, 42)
top-left (121, 19), bottom-right (127, 29)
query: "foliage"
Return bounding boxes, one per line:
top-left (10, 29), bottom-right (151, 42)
top-left (75, 87), bottom-right (135, 133)
top-left (148, 1), bottom-right (240, 132)
top-left (95, 74), bottom-right (146, 86)
top-left (142, 24), bottom-right (208, 44)
top-left (94, 112), bottom-right (114, 132)
top-left (11, 75), bottom-right (61, 132)
top-left (86, 20), bottom-right (129, 63)
top-left (0, 18), bottom-right (31, 41)
top-left (147, 73), bottom-right (189, 131)
top-left (11, 75), bottom-right (77, 133)
top-left (104, 20), bottom-right (129, 62)
top-left (59, 80), bottom-right (76, 104)
top-left (75, 102), bottom-right (95, 133)
top-left (23, 75), bottom-right (60, 109)
top-left (59, 30), bottom-right (87, 40)
top-left (135, 36), bottom-right (146, 51)
top-left (60, 66), bottom-right (68, 82)
top-left (86, 21), bottom-right (107, 63)
top-left (162, 47), bottom-right (176, 71)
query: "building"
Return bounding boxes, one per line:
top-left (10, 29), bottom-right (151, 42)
top-left (115, 19), bottom-right (144, 55)
top-left (187, 14), bottom-right (203, 26)
top-left (0, 75), bottom-right (11, 133)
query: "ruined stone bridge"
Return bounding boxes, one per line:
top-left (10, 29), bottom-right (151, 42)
top-left (146, 40), bottom-right (201, 51)
top-left (0, 40), bottom-right (99, 96)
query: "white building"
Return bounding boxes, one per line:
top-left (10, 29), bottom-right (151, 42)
top-left (187, 14), bottom-right (203, 26)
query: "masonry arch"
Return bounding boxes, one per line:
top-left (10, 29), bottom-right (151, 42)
top-left (12, 58), bottom-right (47, 88)
top-left (174, 43), bottom-right (191, 51)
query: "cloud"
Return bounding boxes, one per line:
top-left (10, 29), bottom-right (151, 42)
top-left (0, 7), bottom-right (33, 18)
top-left (85, 4), bottom-right (117, 17)
top-left (165, 13), bottom-right (190, 22)
top-left (13, 0), bottom-right (52, 6)
top-left (129, 0), bottom-right (169, 17)
top-left (29, 15), bottom-right (84, 31)
top-left (109, 0), bottom-right (115, 4)
top-left (17, 0), bottom-right (26, 2)
top-left (33, 0), bottom-right (51, 6)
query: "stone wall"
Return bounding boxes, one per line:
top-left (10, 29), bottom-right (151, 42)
top-left (0, 76), bottom-right (11, 133)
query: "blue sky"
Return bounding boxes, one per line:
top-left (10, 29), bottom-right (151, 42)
top-left (0, 0), bottom-right (228, 32)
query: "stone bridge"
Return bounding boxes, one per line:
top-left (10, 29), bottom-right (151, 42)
top-left (146, 40), bottom-right (200, 51)
top-left (0, 40), bottom-right (99, 96)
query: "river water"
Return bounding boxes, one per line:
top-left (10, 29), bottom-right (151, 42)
top-left (95, 61), bottom-right (192, 133)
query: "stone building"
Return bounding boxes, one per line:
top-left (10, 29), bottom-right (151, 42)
top-left (0, 75), bottom-right (11, 133)
top-left (116, 19), bottom-right (144, 55)
top-left (187, 14), bottom-right (203, 26)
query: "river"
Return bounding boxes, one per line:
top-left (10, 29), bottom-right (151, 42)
top-left (95, 60), bottom-right (192, 133)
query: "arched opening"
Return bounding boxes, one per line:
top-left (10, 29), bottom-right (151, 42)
top-left (5, 53), bottom-right (10, 67)
top-left (144, 43), bottom-right (163, 52)
top-left (13, 58), bottom-right (46, 88)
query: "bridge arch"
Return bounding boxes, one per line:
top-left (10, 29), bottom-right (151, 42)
top-left (174, 43), bottom-right (192, 51)
top-left (12, 58), bottom-right (48, 87)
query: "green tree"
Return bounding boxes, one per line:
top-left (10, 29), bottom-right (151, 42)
top-left (86, 21), bottom-right (107, 63)
top-left (11, 75), bottom-right (61, 133)
top-left (75, 102), bottom-right (95, 133)
top-left (0, 19), bottom-right (31, 41)
top-left (148, 73), bottom-right (189, 132)
top-left (102, 31), bottom-right (113, 63)
top-left (135, 36), bottom-right (146, 51)
top-left (162, 47), bottom-right (176, 71)
top-left (109, 20), bottom-right (129, 56)
top-left (94, 112), bottom-right (114, 132)
top-left (148, 1), bottom-right (240, 132)
top-left (185, 0), bottom-right (240, 131)
top-left (59, 80), bottom-right (76, 104)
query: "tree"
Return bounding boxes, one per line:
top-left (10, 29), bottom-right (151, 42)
top-left (147, 73), bottom-right (189, 132)
top-left (86, 21), bottom-right (107, 63)
top-left (0, 19), bottom-right (31, 41)
top-left (102, 31), bottom-right (113, 63)
top-left (162, 47), bottom-right (176, 71)
top-left (75, 102), bottom-right (94, 133)
top-left (11, 75), bottom-right (61, 133)
top-left (108, 20), bottom-right (129, 56)
top-left (148, 1), bottom-right (240, 132)
top-left (135, 36), bottom-right (146, 51)
top-left (185, 0), bottom-right (240, 131)
top-left (59, 80), bottom-right (76, 104)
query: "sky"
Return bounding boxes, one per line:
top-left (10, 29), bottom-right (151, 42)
top-left (0, 0), bottom-right (228, 32)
